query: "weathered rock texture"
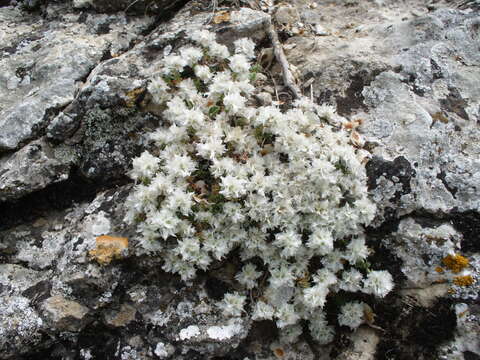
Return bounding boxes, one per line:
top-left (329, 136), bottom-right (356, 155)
top-left (0, 0), bottom-right (479, 359)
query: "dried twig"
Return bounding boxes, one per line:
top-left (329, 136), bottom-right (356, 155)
top-left (204, 0), bottom-right (219, 25)
top-left (266, 23), bottom-right (302, 100)
top-left (125, 0), bottom-right (141, 12)
top-left (266, 70), bottom-right (280, 103)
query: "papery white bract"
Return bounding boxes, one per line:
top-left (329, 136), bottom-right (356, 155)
top-left (338, 301), bottom-right (366, 330)
top-left (234, 37), bottom-right (256, 59)
top-left (126, 29), bottom-right (392, 345)
top-left (363, 270), bottom-right (394, 298)
top-left (219, 292), bottom-right (246, 317)
top-left (130, 151), bottom-right (160, 181)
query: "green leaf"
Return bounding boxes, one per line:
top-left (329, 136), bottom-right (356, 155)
top-left (209, 106), bottom-right (220, 118)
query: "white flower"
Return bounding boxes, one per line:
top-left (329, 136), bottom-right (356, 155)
top-left (149, 174), bottom-right (174, 195)
top-left (194, 65), bottom-right (213, 82)
top-left (236, 263), bottom-right (262, 289)
top-left (147, 209), bottom-right (180, 239)
top-left (274, 230), bottom-right (302, 258)
top-left (148, 77), bottom-right (171, 105)
top-left (203, 232), bottom-right (232, 260)
top-left (211, 157), bottom-right (237, 177)
top-left (307, 228), bottom-right (334, 255)
top-left (339, 269), bottom-right (363, 292)
top-left (223, 202), bottom-right (246, 224)
top-left (190, 29), bottom-right (217, 47)
top-left (338, 301), bottom-right (365, 330)
top-left (236, 79), bottom-right (255, 94)
top-left (174, 237), bottom-right (200, 262)
top-left (313, 268), bottom-right (337, 287)
top-left (163, 55), bottom-right (187, 74)
top-left (179, 46), bottom-right (203, 66)
top-left (308, 312), bottom-right (334, 345)
top-left (209, 42), bottom-right (230, 59)
top-left (321, 250), bottom-right (345, 273)
top-left (219, 175), bottom-right (248, 198)
top-left (196, 138), bottom-right (226, 160)
top-left (126, 29), bottom-right (392, 344)
top-left (164, 97), bottom-right (188, 124)
top-left (276, 303), bottom-right (300, 328)
top-left (303, 285), bottom-right (328, 309)
top-left (192, 251), bottom-right (212, 270)
top-left (150, 124), bottom-right (189, 146)
top-left (363, 270), bottom-right (394, 298)
top-left (234, 38), bottom-right (256, 59)
top-left (177, 78), bottom-right (199, 101)
top-left (343, 236), bottom-right (370, 264)
top-left (229, 54), bottom-right (251, 75)
top-left (354, 196), bottom-right (377, 222)
top-left (252, 301), bottom-right (274, 320)
top-left (166, 189), bottom-right (194, 216)
top-left (209, 71), bottom-right (235, 97)
top-left (130, 151), bottom-right (160, 180)
top-left (317, 104), bottom-right (340, 123)
top-left (269, 266), bottom-right (296, 288)
top-left (219, 292), bottom-right (246, 317)
top-left (165, 154), bottom-right (196, 178)
top-left (223, 91), bottom-right (247, 115)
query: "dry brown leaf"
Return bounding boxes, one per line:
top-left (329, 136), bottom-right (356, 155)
top-left (193, 194), bottom-right (211, 205)
top-left (350, 130), bottom-right (365, 147)
top-left (363, 303), bottom-right (376, 325)
top-left (213, 11), bottom-right (231, 24)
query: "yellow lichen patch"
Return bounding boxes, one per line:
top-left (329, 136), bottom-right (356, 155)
top-left (89, 235), bottom-right (129, 265)
top-left (442, 254), bottom-right (469, 274)
top-left (435, 266), bottom-right (445, 274)
top-left (453, 275), bottom-right (475, 287)
top-left (125, 88), bottom-right (144, 108)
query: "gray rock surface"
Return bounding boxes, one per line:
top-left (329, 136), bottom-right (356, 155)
top-left (285, 0), bottom-right (480, 222)
top-left (0, 0), bottom-right (479, 359)
top-left (42, 295), bottom-right (90, 332)
top-left (0, 138), bottom-right (71, 201)
top-left (0, 5), bottom-right (154, 152)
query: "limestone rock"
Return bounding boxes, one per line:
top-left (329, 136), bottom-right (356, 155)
top-left (285, 3), bottom-right (480, 221)
top-left (0, 295), bottom-right (45, 359)
top-left (336, 327), bottom-right (380, 360)
top-left (0, 138), bottom-right (71, 201)
top-left (104, 303), bottom-right (137, 327)
top-left (0, 0), bottom-right (479, 359)
top-left (42, 295), bottom-right (90, 332)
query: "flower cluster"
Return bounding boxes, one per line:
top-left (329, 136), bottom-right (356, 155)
top-left (125, 30), bottom-right (394, 344)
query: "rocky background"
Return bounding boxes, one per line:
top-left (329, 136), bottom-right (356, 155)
top-left (0, 0), bottom-right (479, 359)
